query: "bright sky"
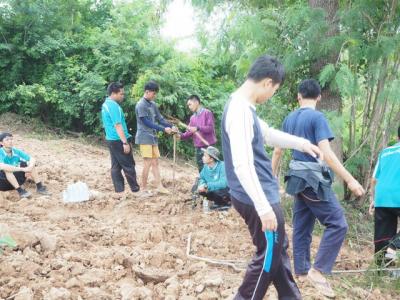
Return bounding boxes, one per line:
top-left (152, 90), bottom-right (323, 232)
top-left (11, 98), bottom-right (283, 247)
top-left (160, 0), bottom-right (199, 52)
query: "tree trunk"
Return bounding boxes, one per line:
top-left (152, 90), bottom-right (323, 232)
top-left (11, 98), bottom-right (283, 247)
top-left (309, 0), bottom-right (345, 195)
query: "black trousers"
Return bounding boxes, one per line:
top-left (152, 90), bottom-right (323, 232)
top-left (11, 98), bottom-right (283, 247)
top-left (232, 197), bottom-right (301, 300)
top-left (199, 187), bottom-right (230, 205)
top-left (195, 147), bottom-right (204, 172)
top-left (107, 139), bottom-right (139, 193)
top-left (0, 162), bottom-right (27, 191)
top-left (374, 207), bottom-right (400, 254)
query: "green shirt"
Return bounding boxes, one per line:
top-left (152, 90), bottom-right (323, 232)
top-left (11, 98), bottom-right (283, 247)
top-left (0, 147), bottom-right (31, 166)
top-left (199, 161), bottom-right (228, 192)
top-left (101, 98), bottom-right (131, 141)
top-left (373, 142), bottom-right (400, 207)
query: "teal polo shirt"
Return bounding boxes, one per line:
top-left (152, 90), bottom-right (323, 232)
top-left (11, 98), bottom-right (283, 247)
top-left (373, 142), bottom-right (400, 207)
top-left (101, 98), bottom-right (131, 141)
top-left (0, 147), bottom-right (31, 166)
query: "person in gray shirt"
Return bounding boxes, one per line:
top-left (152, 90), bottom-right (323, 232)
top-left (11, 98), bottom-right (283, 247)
top-left (135, 80), bottom-right (175, 194)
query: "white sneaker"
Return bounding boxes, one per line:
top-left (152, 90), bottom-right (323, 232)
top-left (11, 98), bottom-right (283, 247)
top-left (132, 190), bottom-right (153, 198)
top-left (385, 248), bottom-right (398, 261)
top-left (155, 186), bottom-right (171, 195)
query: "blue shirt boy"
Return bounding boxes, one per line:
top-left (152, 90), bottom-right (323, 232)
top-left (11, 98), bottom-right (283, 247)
top-left (283, 107), bottom-right (334, 162)
top-left (101, 98), bottom-right (131, 141)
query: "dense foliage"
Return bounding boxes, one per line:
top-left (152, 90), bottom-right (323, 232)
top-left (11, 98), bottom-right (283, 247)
top-left (0, 0), bottom-right (235, 159)
top-left (192, 0), bottom-right (400, 200)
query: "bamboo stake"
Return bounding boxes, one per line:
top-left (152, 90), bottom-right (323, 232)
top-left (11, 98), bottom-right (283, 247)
top-left (186, 233), bottom-right (247, 272)
top-left (186, 233), bottom-right (400, 275)
top-left (331, 268), bottom-right (400, 274)
top-left (172, 134), bottom-right (177, 197)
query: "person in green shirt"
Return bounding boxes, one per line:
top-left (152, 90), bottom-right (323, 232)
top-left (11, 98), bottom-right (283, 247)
top-left (370, 125), bottom-right (400, 263)
top-left (198, 146), bottom-right (230, 210)
top-left (0, 132), bottom-right (50, 199)
top-left (101, 82), bottom-right (142, 198)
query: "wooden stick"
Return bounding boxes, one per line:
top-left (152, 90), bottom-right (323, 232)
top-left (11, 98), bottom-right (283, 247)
top-left (172, 134), bottom-right (177, 196)
top-left (186, 233), bottom-right (247, 272)
top-left (332, 268), bottom-right (400, 274)
top-left (186, 233), bottom-right (400, 276)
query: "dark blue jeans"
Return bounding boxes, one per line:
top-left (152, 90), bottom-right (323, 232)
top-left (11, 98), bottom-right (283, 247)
top-left (292, 188), bottom-right (348, 275)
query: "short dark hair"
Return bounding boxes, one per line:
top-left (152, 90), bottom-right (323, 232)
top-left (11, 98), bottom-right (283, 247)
top-left (298, 79), bottom-right (321, 99)
top-left (247, 55), bottom-right (285, 84)
top-left (187, 94), bottom-right (201, 103)
top-left (144, 80), bottom-right (159, 92)
top-left (107, 82), bottom-right (124, 96)
top-left (0, 132), bottom-right (12, 142)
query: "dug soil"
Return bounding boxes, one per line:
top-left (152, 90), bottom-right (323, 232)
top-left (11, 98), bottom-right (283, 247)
top-left (0, 114), bottom-right (392, 299)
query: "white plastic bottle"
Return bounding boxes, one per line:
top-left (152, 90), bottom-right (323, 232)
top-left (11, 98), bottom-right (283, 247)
top-left (202, 199), bottom-right (209, 213)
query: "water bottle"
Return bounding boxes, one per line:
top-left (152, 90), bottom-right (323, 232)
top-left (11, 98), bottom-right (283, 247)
top-left (389, 269), bottom-right (400, 278)
top-left (202, 199), bottom-right (209, 213)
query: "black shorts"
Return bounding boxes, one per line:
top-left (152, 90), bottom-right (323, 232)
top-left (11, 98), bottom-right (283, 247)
top-left (0, 163), bottom-right (27, 191)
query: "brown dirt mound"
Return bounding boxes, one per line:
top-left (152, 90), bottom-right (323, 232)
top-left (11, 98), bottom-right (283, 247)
top-left (0, 114), bottom-right (393, 299)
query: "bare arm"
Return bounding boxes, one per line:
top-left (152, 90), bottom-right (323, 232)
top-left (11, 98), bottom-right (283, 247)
top-left (115, 124), bottom-right (130, 154)
top-left (0, 163), bottom-right (25, 172)
top-left (27, 157), bottom-right (36, 167)
top-left (24, 157), bottom-right (36, 172)
top-left (318, 139), bottom-right (365, 196)
top-left (369, 177), bottom-right (377, 215)
top-left (115, 124), bottom-right (128, 143)
top-left (370, 177), bottom-right (376, 199)
top-left (272, 147), bottom-right (283, 177)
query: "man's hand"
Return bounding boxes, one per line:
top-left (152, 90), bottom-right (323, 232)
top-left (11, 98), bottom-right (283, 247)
top-left (347, 179), bottom-right (365, 197)
top-left (165, 127), bottom-right (173, 134)
top-left (302, 142), bottom-right (323, 160)
top-left (198, 185), bottom-right (207, 193)
top-left (188, 126), bottom-right (197, 133)
top-left (123, 143), bottom-right (130, 154)
top-left (171, 126), bottom-right (179, 134)
top-left (260, 210), bottom-right (278, 232)
top-left (368, 199), bottom-right (375, 215)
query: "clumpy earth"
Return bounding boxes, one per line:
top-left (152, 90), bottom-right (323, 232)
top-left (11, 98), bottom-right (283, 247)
top-left (0, 114), bottom-right (393, 299)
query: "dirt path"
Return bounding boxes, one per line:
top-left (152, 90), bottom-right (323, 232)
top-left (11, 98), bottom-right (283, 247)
top-left (0, 116), bottom-right (392, 299)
